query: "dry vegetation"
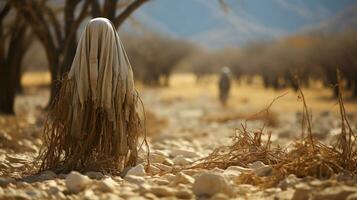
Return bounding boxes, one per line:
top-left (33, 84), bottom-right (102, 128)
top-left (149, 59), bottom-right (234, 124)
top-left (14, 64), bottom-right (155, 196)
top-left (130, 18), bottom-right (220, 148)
top-left (191, 72), bottom-right (357, 188)
top-left (124, 33), bottom-right (193, 86)
top-left (186, 30), bottom-right (357, 98)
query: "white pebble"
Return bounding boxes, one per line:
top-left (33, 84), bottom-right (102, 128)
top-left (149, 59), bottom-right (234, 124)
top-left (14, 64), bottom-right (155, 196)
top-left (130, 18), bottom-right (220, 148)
top-left (126, 164), bottom-right (146, 177)
top-left (65, 171), bottom-right (91, 193)
top-left (192, 172), bottom-right (234, 197)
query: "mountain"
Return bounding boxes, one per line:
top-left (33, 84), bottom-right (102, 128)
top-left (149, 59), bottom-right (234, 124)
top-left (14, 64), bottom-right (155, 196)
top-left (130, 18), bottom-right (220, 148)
top-left (305, 4), bottom-right (357, 35)
top-left (124, 0), bottom-right (357, 48)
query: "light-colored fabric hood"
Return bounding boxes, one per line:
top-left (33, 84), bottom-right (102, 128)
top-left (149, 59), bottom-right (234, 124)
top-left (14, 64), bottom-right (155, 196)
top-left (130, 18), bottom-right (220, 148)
top-left (68, 17), bottom-right (135, 121)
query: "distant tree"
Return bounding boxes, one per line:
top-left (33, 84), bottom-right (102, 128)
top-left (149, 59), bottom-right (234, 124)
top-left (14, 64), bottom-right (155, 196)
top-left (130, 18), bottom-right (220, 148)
top-left (125, 33), bottom-right (192, 86)
top-left (12, 0), bottom-right (148, 104)
top-left (0, 2), bottom-right (32, 114)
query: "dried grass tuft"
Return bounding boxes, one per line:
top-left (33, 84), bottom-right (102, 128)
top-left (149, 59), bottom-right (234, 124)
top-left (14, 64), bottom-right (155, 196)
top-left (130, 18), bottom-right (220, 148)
top-left (192, 124), bottom-right (285, 170)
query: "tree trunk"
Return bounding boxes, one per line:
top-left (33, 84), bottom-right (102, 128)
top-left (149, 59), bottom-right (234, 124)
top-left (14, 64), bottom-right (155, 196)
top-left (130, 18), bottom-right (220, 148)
top-left (353, 79), bottom-right (357, 97)
top-left (104, 0), bottom-right (118, 21)
top-left (325, 67), bottom-right (338, 98)
top-left (47, 47), bottom-right (60, 106)
top-left (0, 22), bottom-right (27, 114)
top-left (15, 68), bottom-right (24, 94)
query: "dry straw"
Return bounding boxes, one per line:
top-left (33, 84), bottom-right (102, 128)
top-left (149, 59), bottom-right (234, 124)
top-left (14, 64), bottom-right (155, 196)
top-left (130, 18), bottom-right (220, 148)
top-left (192, 70), bottom-right (357, 187)
top-left (36, 78), bottom-right (144, 174)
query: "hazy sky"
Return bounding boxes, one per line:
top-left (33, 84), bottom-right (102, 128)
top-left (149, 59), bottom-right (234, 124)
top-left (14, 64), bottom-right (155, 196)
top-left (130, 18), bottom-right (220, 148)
top-left (125, 0), bottom-right (357, 48)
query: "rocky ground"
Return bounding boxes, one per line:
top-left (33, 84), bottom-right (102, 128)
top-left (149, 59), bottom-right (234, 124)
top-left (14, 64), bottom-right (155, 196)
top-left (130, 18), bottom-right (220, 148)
top-left (1, 75), bottom-right (357, 200)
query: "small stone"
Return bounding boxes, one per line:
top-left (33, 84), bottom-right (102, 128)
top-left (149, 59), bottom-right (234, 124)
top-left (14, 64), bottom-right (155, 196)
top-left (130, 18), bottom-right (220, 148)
top-left (264, 187), bottom-right (282, 195)
top-left (120, 186), bottom-right (135, 193)
top-left (163, 158), bottom-right (174, 166)
top-left (150, 186), bottom-right (175, 197)
top-left (112, 176), bottom-right (123, 182)
top-left (292, 183), bottom-right (312, 200)
top-left (126, 164), bottom-right (146, 177)
top-left (65, 171), bottom-right (91, 193)
top-left (47, 186), bottom-right (61, 195)
top-left (119, 191), bottom-right (137, 199)
top-left (175, 189), bottom-right (193, 199)
top-left (153, 150), bottom-right (170, 157)
top-left (312, 186), bottom-right (357, 200)
top-left (278, 174), bottom-right (301, 190)
top-left (192, 172), bottom-right (234, 197)
top-left (53, 192), bottom-right (66, 200)
top-left (85, 171), bottom-right (104, 179)
top-left (16, 181), bottom-right (31, 188)
top-left (275, 188), bottom-right (295, 200)
top-left (127, 196), bottom-right (146, 200)
top-left (101, 193), bottom-right (122, 200)
top-left (8, 162), bottom-right (24, 168)
top-left (170, 172), bottom-right (194, 186)
top-left (0, 177), bottom-right (15, 187)
top-left (211, 193), bottom-right (230, 200)
top-left (124, 175), bottom-right (146, 185)
top-left (308, 179), bottom-right (332, 188)
top-left (223, 167), bottom-right (243, 179)
top-left (25, 189), bottom-right (45, 199)
top-left (248, 161), bottom-right (266, 169)
top-left (248, 161), bottom-right (272, 176)
top-left (83, 190), bottom-right (98, 200)
top-left (137, 182), bottom-right (151, 193)
top-left (154, 163), bottom-right (172, 172)
top-left (37, 171), bottom-right (57, 181)
top-left (171, 149), bottom-right (200, 158)
top-left (147, 165), bottom-right (160, 175)
top-left (1, 193), bottom-right (31, 200)
top-left (149, 153), bottom-right (167, 163)
top-left (151, 178), bottom-right (169, 185)
top-left (255, 165), bottom-right (272, 176)
top-left (172, 155), bottom-right (192, 165)
top-left (347, 193), bottom-right (357, 200)
top-left (211, 167), bottom-right (224, 174)
top-left (161, 173), bottom-right (175, 182)
top-left (143, 193), bottom-right (159, 200)
top-left (98, 177), bottom-right (118, 192)
top-left (236, 184), bottom-right (258, 193)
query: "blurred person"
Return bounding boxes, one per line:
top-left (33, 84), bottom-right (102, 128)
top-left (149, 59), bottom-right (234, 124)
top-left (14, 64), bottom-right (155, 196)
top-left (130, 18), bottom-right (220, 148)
top-left (38, 18), bottom-right (142, 173)
top-left (218, 66), bottom-right (231, 106)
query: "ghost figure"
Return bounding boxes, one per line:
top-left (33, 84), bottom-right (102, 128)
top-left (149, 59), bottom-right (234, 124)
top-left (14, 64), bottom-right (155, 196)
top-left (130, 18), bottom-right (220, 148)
top-left (218, 67), bottom-right (231, 106)
top-left (39, 18), bottom-right (141, 173)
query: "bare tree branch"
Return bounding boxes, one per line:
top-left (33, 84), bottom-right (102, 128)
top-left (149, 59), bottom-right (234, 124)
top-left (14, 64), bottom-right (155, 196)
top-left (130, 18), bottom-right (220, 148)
top-left (42, 4), bottom-right (63, 46)
top-left (0, 2), bottom-right (11, 21)
top-left (113, 0), bottom-right (149, 28)
top-left (91, 0), bottom-right (101, 17)
top-left (104, 0), bottom-right (118, 20)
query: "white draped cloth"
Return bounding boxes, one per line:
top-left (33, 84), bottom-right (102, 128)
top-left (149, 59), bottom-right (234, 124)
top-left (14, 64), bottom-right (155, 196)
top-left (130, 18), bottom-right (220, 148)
top-left (39, 18), bottom-right (140, 172)
top-left (68, 18), bottom-right (137, 144)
